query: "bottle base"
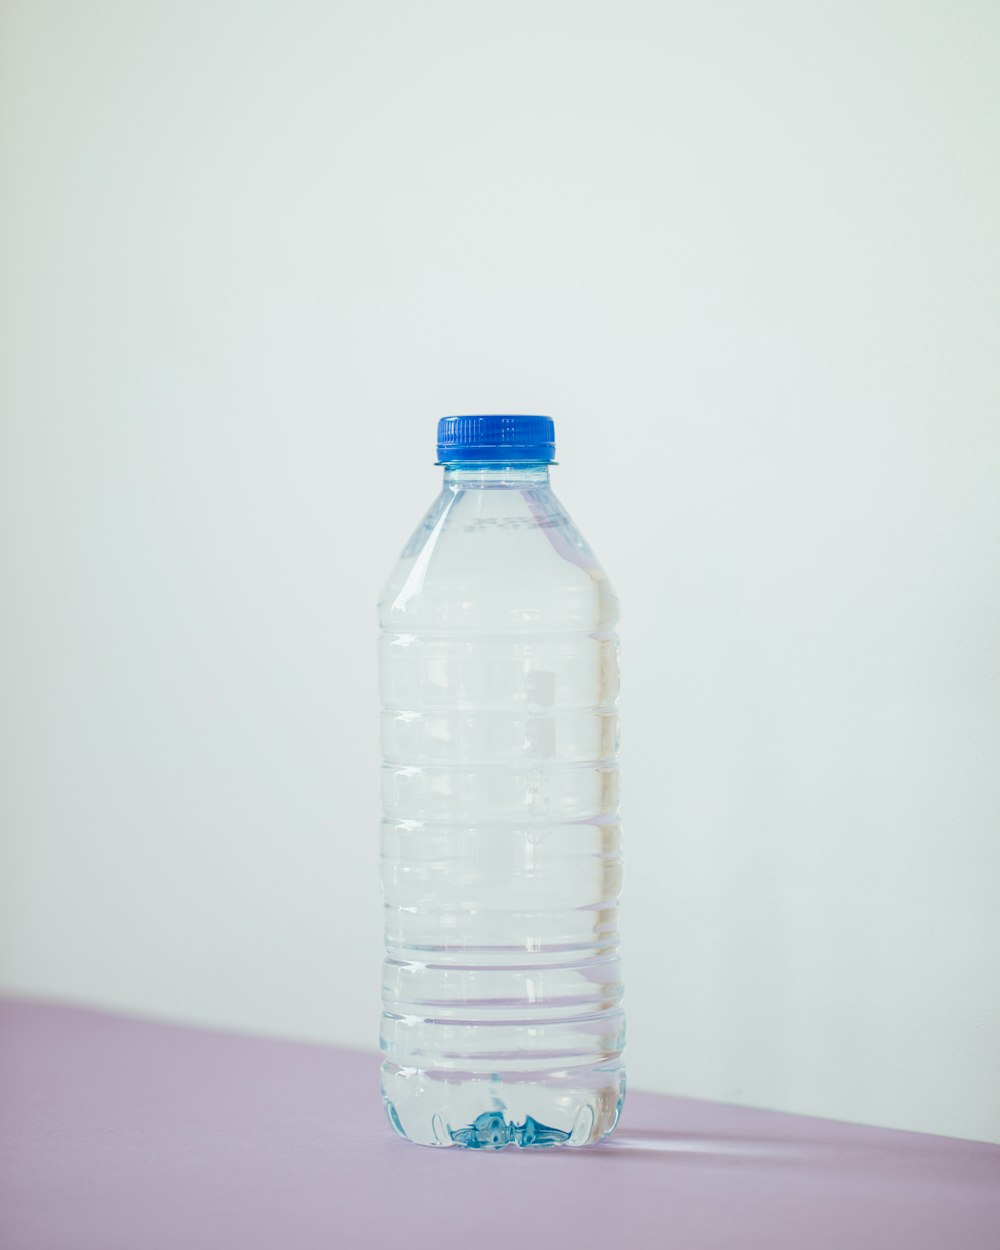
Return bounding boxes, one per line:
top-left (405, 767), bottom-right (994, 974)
top-left (381, 1062), bottom-right (626, 1149)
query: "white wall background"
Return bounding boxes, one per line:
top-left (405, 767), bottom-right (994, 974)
top-left (1, 1), bottom-right (998, 1142)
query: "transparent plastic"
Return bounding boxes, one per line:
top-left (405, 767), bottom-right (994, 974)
top-left (378, 463), bottom-right (625, 1148)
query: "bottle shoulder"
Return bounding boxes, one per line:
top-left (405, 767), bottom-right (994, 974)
top-left (378, 483), bottom-right (618, 633)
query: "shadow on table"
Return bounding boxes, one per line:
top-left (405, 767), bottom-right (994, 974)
top-left (583, 1126), bottom-right (991, 1180)
top-left (594, 1128), bottom-right (807, 1162)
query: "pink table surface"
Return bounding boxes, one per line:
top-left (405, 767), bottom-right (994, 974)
top-left (1, 997), bottom-right (998, 1249)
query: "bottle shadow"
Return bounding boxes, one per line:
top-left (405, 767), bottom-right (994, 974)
top-left (577, 1125), bottom-right (991, 1183)
top-left (590, 1127), bottom-right (808, 1163)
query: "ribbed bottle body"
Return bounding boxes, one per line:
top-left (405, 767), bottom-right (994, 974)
top-left (378, 466), bottom-right (624, 1148)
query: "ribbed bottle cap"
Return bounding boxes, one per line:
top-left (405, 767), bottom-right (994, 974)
top-left (436, 415), bottom-right (556, 464)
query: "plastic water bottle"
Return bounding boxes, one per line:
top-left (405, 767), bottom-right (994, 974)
top-left (378, 415), bottom-right (625, 1149)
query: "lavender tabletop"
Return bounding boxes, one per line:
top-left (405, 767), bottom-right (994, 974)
top-left (1, 998), bottom-right (997, 1249)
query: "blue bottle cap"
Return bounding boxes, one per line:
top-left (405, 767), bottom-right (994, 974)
top-left (436, 415), bottom-right (556, 464)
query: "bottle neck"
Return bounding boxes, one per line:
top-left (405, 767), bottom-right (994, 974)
top-left (443, 463), bottom-right (551, 489)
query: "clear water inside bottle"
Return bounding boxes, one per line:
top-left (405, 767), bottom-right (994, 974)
top-left (378, 461), bottom-right (625, 1147)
